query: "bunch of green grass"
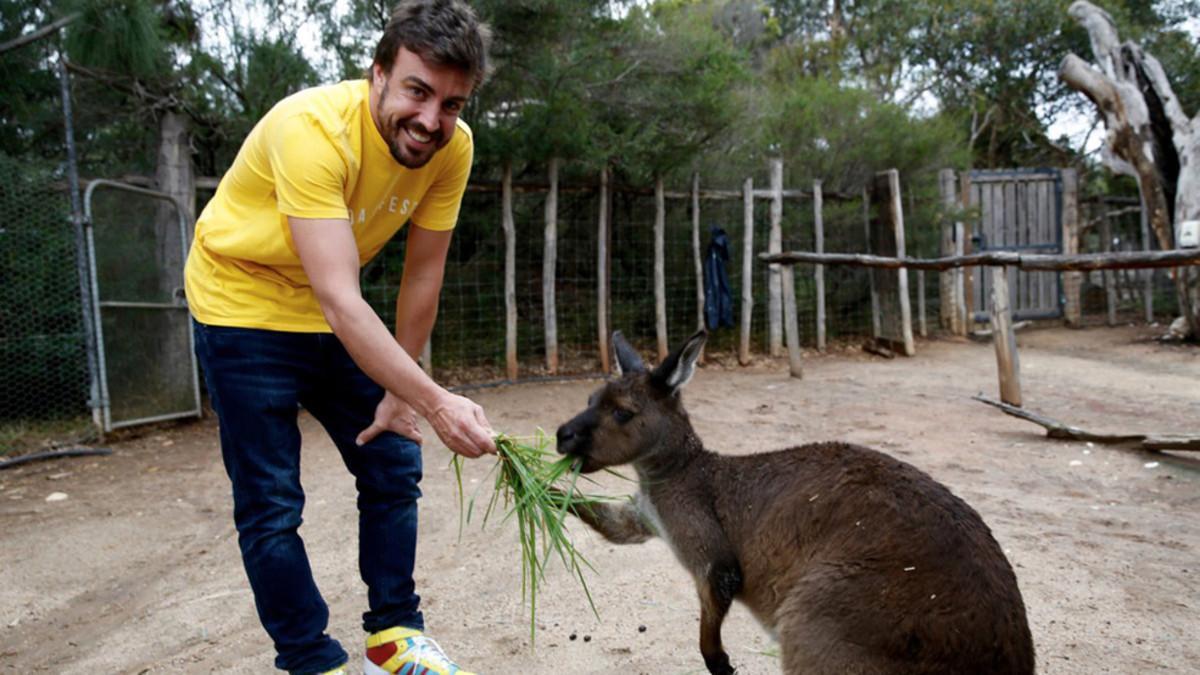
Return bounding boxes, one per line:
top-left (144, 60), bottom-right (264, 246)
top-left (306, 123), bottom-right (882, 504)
top-left (451, 430), bottom-right (618, 645)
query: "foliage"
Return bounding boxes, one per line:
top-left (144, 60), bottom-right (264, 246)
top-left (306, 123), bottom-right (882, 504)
top-left (468, 0), bottom-right (617, 169)
top-left (6, 0), bottom-right (1196, 184)
top-left (598, 1), bottom-right (748, 181)
top-left (761, 0), bottom-right (1200, 169)
top-left (63, 0), bottom-right (170, 79)
top-left (0, 2), bottom-right (66, 159)
top-left (760, 76), bottom-right (969, 194)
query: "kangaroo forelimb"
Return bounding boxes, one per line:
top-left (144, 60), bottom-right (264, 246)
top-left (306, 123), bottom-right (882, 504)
top-left (568, 498), bottom-right (655, 544)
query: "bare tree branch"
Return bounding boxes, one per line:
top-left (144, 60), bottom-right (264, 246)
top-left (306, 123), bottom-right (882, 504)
top-left (0, 13), bottom-right (78, 55)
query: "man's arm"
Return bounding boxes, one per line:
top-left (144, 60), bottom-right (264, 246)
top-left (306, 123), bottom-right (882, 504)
top-left (393, 224), bottom-right (450, 360)
top-left (288, 216), bottom-right (494, 458)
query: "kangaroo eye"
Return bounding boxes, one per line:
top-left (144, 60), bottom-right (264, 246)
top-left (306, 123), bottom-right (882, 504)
top-left (613, 408), bottom-right (634, 424)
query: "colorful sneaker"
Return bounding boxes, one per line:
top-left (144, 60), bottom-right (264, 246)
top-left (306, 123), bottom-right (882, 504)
top-left (364, 627), bottom-right (476, 675)
top-left (318, 665), bottom-right (347, 675)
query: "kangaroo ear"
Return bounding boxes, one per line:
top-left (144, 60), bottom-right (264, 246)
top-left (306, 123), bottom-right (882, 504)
top-left (651, 330), bottom-right (706, 394)
top-left (612, 331), bottom-right (646, 376)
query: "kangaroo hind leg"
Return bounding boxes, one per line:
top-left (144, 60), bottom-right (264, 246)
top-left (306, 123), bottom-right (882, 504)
top-left (696, 557), bottom-right (742, 675)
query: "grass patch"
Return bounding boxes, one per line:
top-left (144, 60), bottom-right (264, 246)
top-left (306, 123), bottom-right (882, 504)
top-left (453, 430), bottom-right (620, 646)
top-left (0, 416), bottom-right (97, 458)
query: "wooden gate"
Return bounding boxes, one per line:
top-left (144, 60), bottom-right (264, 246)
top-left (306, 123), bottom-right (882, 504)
top-left (968, 169), bottom-right (1063, 321)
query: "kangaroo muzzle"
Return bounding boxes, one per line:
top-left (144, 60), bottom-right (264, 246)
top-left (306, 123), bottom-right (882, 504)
top-left (555, 411), bottom-right (596, 460)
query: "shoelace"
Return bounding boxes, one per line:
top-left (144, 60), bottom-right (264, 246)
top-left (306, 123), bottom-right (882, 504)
top-left (408, 635), bottom-right (456, 670)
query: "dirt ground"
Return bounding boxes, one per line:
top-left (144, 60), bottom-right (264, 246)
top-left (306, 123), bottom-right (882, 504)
top-left (2, 325), bottom-right (1198, 674)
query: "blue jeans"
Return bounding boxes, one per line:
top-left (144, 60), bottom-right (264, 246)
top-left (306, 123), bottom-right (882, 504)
top-left (193, 321), bottom-right (425, 674)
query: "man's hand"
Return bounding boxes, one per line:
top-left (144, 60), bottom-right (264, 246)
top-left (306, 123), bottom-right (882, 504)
top-left (357, 391), bottom-right (423, 446)
top-left (425, 392), bottom-right (497, 458)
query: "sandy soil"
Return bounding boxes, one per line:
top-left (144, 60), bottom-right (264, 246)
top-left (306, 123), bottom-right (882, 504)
top-left (1, 325), bottom-right (1198, 675)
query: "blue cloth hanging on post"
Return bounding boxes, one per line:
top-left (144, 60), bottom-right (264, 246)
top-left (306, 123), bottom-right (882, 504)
top-left (704, 226), bottom-right (735, 330)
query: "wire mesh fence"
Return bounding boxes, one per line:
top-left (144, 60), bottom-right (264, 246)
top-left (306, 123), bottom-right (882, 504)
top-left (360, 172), bottom-right (914, 385)
top-left (0, 151), bottom-right (96, 453)
top-left (1078, 197), bottom-right (1177, 325)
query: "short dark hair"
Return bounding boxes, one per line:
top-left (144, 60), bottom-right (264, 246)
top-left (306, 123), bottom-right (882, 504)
top-left (373, 0), bottom-right (492, 88)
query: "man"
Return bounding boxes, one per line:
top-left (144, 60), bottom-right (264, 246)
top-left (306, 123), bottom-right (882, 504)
top-left (184, 2), bottom-right (495, 673)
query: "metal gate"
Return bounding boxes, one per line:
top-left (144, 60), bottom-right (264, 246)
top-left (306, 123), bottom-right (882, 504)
top-left (83, 180), bottom-right (200, 432)
top-left (969, 169), bottom-right (1063, 321)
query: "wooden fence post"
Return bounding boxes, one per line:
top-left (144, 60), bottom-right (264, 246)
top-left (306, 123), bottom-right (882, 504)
top-left (961, 172), bottom-right (975, 329)
top-left (692, 172), bottom-right (705, 362)
top-left (768, 158), bottom-right (784, 356)
top-left (502, 161), bottom-right (517, 380)
top-left (1102, 202), bottom-right (1117, 326)
top-left (938, 169), bottom-right (967, 335)
top-left (813, 180), bottom-right (826, 351)
top-left (1140, 199), bottom-right (1154, 322)
top-left (1061, 169), bottom-right (1083, 327)
top-left (989, 266), bottom-right (1022, 406)
top-left (918, 270), bottom-right (927, 337)
top-left (739, 177), bottom-right (754, 365)
top-left (544, 157), bottom-right (559, 373)
top-left (907, 184), bottom-right (926, 339)
top-left (597, 166), bottom-right (610, 373)
top-left (654, 175), bottom-right (668, 361)
top-left (782, 264), bottom-right (803, 378)
top-left (885, 169), bottom-right (915, 355)
top-left (864, 186), bottom-right (882, 339)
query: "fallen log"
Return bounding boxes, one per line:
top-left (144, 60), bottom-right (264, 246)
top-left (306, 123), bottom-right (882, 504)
top-left (972, 396), bottom-right (1200, 451)
top-left (862, 340), bottom-right (896, 359)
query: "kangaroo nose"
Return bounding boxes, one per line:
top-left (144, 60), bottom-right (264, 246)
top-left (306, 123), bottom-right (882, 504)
top-left (555, 425), bottom-right (576, 454)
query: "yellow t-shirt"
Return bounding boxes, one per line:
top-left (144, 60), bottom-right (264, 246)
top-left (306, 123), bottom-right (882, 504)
top-left (184, 79), bottom-right (473, 332)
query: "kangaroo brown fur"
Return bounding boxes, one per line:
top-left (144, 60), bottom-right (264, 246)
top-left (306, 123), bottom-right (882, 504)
top-left (555, 330), bottom-right (1035, 675)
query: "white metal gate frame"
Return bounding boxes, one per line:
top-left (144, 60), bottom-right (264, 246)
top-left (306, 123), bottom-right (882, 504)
top-left (82, 179), bottom-right (201, 432)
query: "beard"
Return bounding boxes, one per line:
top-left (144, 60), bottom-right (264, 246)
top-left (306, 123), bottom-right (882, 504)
top-left (376, 82), bottom-right (447, 169)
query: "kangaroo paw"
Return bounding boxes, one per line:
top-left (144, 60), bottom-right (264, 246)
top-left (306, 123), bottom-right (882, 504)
top-left (704, 652), bottom-right (736, 675)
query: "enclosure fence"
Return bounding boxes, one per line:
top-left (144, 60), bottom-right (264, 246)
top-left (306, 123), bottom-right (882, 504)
top-left (358, 165), bottom-right (948, 386)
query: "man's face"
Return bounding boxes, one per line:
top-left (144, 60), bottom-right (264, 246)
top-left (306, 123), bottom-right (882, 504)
top-left (371, 47), bottom-right (473, 169)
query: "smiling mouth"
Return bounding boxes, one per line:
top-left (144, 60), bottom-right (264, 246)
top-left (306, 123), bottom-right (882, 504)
top-left (403, 125), bottom-right (433, 145)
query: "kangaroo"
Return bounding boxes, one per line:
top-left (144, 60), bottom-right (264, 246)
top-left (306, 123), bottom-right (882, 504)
top-left (555, 330), bottom-right (1034, 675)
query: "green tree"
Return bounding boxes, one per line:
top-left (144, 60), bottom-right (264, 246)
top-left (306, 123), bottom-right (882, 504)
top-left (594, 1), bottom-right (748, 182)
top-left (761, 77), bottom-right (967, 194)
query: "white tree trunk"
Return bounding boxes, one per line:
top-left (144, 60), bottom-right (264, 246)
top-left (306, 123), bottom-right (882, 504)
top-left (1061, 0), bottom-right (1200, 337)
